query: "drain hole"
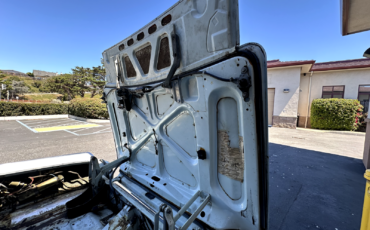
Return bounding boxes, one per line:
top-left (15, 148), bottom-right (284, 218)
top-left (151, 176), bottom-right (160, 181)
top-left (145, 192), bottom-right (155, 199)
top-left (118, 44), bottom-right (125, 51)
top-left (163, 183), bottom-right (167, 186)
top-left (161, 14), bottom-right (172, 26)
top-left (137, 32), bottom-right (144, 41)
top-left (148, 24), bottom-right (157, 34)
top-left (150, 184), bottom-right (155, 188)
top-left (200, 211), bottom-right (205, 217)
top-left (127, 38), bottom-right (134, 46)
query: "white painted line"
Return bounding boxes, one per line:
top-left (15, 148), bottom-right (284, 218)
top-left (77, 131), bottom-right (112, 136)
top-left (28, 119), bottom-right (86, 127)
top-left (21, 118), bottom-right (70, 124)
top-left (16, 120), bottom-right (38, 133)
top-left (92, 127), bottom-right (111, 133)
top-left (30, 121), bottom-right (83, 129)
top-left (64, 129), bottom-right (79, 136)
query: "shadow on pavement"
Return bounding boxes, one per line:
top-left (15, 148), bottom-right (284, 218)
top-left (269, 143), bottom-right (365, 230)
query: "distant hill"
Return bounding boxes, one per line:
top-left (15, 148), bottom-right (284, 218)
top-left (0, 70), bottom-right (28, 77)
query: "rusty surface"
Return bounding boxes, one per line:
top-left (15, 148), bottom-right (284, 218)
top-left (137, 32), bottom-right (144, 41)
top-left (161, 14), bottom-right (172, 26)
top-left (108, 216), bottom-right (128, 230)
top-left (148, 24), bottom-right (157, 34)
top-left (217, 131), bottom-right (244, 182)
top-left (123, 56), bottom-right (136, 78)
top-left (157, 37), bottom-right (171, 70)
top-left (135, 45), bottom-right (152, 74)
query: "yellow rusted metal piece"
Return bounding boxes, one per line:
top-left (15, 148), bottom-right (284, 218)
top-left (17, 175), bottom-right (64, 202)
top-left (360, 170), bottom-right (370, 230)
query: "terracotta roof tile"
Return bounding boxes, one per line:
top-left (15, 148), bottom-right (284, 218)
top-left (267, 60), bottom-right (315, 69)
top-left (311, 58), bottom-right (370, 71)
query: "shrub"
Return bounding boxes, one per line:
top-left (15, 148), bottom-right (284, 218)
top-left (310, 98), bottom-right (363, 131)
top-left (0, 102), bottom-right (68, 116)
top-left (68, 98), bottom-right (108, 119)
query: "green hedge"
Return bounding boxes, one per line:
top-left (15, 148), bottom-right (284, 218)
top-left (0, 102), bottom-right (68, 116)
top-left (68, 98), bottom-right (108, 119)
top-left (310, 98), bottom-right (363, 131)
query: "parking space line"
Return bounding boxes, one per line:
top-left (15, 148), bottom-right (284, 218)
top-left (34, 124), bottom-right (100, 132)
top-left (21, 119), bottom-right (71, 125)
top-left (17, 120), bottom-right (38, 133)
top-left (64, 129), bottom-right (80, 136)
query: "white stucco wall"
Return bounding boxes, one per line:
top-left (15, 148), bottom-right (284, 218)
top-left (298, 68), bottom-right (370, 117)
top-left (267, 67), bottom-right (301, 117)
top-left (310, 68), bottom-right (370, 114)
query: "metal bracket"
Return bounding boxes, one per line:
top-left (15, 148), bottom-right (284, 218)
top-left (231, 65), bottom-right (252, 102)
top-left (117, 88), bottom-right (133, 111)
top-left (162, 32), bottom-right (181, 89)
top-left (171, 79), bottom-right (183, 104)
top-left (154, 191), bottom-right (211, 230)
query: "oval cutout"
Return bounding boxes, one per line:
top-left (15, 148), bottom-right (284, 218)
top-left (148, 24), bottom-right (157, 34)
top-left (118, 44), bottom-right (125, 51)
top-left (161, 14), bottom-right (172, 26)
top-left (152, 176), bottom-right (160, 181)
top-left (137, 32), bottom-right (144, 41)
top-left (127, 39), bottom-right (134, 46)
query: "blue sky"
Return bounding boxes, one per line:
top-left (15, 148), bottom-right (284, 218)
top-left (1, 0), bottom-right (369, 74)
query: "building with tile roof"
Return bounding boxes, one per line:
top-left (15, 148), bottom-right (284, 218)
top-left (266, 58), bottom-right (370, 128)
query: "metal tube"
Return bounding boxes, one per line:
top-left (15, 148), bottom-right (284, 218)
top-left (173, 190), bottom-right (200, 222)
top-left (180, 194), bottom-right (210, 230)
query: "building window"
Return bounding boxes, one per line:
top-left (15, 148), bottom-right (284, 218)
top-left (358, 85), bottom-right (370, 113)
top-left (322, 86), bottom-right (345, 98)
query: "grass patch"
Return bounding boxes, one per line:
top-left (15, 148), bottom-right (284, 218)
top-left (23, 94), bottom-right (62, 101)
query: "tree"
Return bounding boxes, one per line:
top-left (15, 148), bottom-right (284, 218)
top-left (71, 66), bottom-right (106, 98)
top-left (0, 76), bottom-right (13, 99)
top-left (32, 81), bottom-right (42, 88)
top-left (0, 71), bottom-right (6, 79)
top-left (90, 66), bottom-right (106, 98)
top-left (71, 66), bottom-right (92, 98)
top-left (11, 81), bottom-right (30, 95)
top-left (41, 74), bottom-right (79, 100)
top-left (26, 72), bottom-right (34, 77)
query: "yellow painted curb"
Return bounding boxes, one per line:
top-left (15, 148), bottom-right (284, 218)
top-left (34, 124), bottom-right (100, 132)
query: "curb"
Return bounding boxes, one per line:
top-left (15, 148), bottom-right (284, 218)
top-left (68, 115), bottom-right (110, 123)
top-left (296, 127), bottom-right (366, 136)
top-left (0, 114), bottom-right (68, 121)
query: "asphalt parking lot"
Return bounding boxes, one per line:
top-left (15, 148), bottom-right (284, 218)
top-left (269, 128), bottom-right (366, 230)
top-left (0, 118), bottom-right (116, 164)
top-left (0, 119), bottom-right (367, 229)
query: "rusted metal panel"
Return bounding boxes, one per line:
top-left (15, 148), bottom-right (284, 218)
top-left (135, 45), bottom-right (152, 75)
top-left (217, 131), bottom-right (244, 182)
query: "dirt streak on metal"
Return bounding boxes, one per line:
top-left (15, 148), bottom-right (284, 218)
top-left (0, 189), bottom-right (85, 230)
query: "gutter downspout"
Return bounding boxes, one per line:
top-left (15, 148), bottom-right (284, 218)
top-left (305, 71), bottom-right (313, 128)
